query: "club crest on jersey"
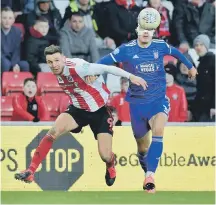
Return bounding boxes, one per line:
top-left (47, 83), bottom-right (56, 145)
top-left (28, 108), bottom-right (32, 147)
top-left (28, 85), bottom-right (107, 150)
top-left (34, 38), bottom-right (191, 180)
top-left (57, 76), bottom-right (64, 83)
top-left (153, 50), bottom-right (159, 59)
top-left (66, 76), bottom-right (73, 82)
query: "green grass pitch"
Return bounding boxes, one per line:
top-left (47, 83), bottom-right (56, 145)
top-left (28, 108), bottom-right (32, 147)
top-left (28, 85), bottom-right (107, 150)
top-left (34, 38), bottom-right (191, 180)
top-left (1, 191), bottom-right (215, 204)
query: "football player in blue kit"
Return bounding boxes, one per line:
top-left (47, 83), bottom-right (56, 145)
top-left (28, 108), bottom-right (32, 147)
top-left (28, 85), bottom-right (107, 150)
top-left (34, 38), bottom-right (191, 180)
top-left (97, 8), bottom-right (197, 193)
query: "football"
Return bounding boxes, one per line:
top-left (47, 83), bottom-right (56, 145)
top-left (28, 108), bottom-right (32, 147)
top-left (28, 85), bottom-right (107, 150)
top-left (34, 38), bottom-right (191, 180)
top-left (137, 8), bottom-right (161, 30)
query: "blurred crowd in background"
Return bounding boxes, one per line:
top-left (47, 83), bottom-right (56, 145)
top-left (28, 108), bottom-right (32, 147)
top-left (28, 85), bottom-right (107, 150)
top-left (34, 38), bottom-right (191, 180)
top-left (1, 0), bottom-right (215, 124)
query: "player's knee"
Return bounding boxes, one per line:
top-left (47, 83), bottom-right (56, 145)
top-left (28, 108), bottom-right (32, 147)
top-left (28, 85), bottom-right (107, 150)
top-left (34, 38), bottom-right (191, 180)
top-left (48, 126), bottom-right (65, 139)
top-left (136, 136), bottom-right (150, 153)
top-left (152, 127), bottom-right (164, 136)
top-left (137, 141), bottom-right (149, 153)
top-left (99, 151), bottom-right (112, 163)
top-left (138, 146), bottom-right (149, 154)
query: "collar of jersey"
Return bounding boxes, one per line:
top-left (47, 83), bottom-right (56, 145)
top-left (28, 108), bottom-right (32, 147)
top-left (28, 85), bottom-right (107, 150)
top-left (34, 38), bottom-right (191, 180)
top-left (137, 39), bottom-right (152, 49)
top-left (62, 65), bottom-right (70, 76)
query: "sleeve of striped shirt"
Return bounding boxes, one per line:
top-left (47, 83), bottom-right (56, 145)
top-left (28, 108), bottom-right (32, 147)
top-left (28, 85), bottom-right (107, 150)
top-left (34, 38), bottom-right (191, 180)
top-left (75, 59), bottom-right (131, 79)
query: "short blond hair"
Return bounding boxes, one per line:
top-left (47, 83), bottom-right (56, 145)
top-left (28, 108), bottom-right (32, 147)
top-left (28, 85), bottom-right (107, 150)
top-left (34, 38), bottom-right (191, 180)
top-left (1, 7), bottom-right (13, 13)
top-left (44, 45), bottom-right (62, 56)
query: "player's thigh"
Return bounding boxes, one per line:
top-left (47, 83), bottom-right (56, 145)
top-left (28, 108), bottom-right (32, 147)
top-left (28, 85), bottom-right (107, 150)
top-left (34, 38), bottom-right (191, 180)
top-left (149, 112), bottom-right (168, 136)
top-left (130, 103), bottom-right (150, 139)
top-left (89, 107), bottom-right (113, 159)
top-left (136, 131), bottom-right (151, 153)
top-left (148, 97), bottom-right (170, 136)
top-left (65, 104), bottom-right (89, 135)
top-left (97, 133), bottom-right (113, 161)
top-left (48, 113), bottom-right (79, 139)
top-left (90, 106), bottom-right (113, 139)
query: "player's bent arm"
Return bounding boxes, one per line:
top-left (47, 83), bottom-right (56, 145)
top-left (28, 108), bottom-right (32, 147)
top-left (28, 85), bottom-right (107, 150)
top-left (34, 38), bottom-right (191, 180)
top-left (97, 54), bottom-right (116, 65)
top-left (170, 47), bottom-right (193, 69)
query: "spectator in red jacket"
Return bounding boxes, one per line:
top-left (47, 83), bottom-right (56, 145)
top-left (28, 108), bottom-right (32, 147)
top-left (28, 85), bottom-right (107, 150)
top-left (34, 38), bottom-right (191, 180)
top-left (12, 78), bottom-right (50, 121)
top-left (108, 77), bottom-right (130, 122)
top-left (165, 64), bottom-right (188, 122)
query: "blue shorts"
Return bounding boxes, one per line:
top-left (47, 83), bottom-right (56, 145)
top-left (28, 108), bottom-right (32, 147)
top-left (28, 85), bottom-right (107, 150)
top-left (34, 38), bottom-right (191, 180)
top-left (129, 97), bottom-right (170, 139)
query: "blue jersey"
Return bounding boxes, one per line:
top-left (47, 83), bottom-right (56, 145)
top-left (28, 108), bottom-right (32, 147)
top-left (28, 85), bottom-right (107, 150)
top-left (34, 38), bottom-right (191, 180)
top-left (98, 39), bottom-right (193, 104)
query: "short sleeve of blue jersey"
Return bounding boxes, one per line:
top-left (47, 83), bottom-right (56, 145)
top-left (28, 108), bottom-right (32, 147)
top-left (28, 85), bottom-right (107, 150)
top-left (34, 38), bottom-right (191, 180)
top-left (110, 44), bottom-right (127, 63)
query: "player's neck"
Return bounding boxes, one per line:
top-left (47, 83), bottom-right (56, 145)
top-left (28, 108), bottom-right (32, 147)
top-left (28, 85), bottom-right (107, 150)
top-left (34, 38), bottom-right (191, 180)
top-left (167, 82), bottom-right (174, 87)
top-left (137, 40), bottom-right (152, 48)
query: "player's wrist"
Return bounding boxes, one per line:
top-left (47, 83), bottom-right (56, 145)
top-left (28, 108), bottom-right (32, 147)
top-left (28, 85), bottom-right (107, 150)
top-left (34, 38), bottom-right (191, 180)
top-left (188, 65), bottom-right (194, 70)
top-left (188, 64), bottom-right (193, 70)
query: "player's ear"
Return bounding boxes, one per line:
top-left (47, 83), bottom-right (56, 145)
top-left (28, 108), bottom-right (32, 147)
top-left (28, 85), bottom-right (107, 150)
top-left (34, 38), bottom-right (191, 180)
top-left (135, 26), bottom-right (140, 35)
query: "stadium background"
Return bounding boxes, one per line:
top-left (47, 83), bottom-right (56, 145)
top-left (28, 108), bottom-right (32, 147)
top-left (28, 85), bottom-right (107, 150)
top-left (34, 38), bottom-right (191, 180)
top-left (1, 0), bottom-right (215, 204)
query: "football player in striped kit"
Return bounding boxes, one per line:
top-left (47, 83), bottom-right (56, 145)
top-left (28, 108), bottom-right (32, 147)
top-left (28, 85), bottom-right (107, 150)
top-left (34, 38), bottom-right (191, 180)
top-left (15, 45), bottom-right (147, 187)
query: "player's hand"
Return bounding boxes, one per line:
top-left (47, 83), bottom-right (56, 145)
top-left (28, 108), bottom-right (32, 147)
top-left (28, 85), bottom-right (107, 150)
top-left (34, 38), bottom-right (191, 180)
top-left (84, 75), bottom-right (99, 84)
top-left (129, 75), bottom-right (148, 90)
top-left (188, 67), bottom-right (197, 80)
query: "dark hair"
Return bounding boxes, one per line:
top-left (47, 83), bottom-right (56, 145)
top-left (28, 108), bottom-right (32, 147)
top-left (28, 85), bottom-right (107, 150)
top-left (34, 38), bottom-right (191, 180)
top-left (1, 7), bottom-right (13, 13)
top-left (24, 78), bottom-right (36, 85)
top-left (35, 16), bottom-right (49, 24)
top-left (44, 45), bottom-right (62, 56)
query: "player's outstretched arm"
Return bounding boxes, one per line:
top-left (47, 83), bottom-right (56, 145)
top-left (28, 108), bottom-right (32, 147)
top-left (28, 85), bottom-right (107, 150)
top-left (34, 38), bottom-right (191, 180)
top-left (79, 62), bottom-right (148, 90)
top-left (170, 46), bottom-right (197, 80)
top-left (95, 63), bottom-right (148, 90)
top-left (170, 47), bottom-right (193, 69)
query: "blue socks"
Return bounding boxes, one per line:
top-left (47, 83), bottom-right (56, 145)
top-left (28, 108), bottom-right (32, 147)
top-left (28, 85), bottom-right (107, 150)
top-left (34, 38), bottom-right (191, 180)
top-left (146, 136), bottom-right (163, 173)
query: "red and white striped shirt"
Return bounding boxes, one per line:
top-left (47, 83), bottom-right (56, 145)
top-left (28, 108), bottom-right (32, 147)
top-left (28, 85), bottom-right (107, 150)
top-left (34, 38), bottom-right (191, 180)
top-left (57, 58), bottom-right (131, 112)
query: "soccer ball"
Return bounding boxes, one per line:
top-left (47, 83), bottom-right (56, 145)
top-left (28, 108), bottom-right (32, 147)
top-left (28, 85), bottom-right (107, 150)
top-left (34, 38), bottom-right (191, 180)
top-left (137, 8), bottom-right (161, 30)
